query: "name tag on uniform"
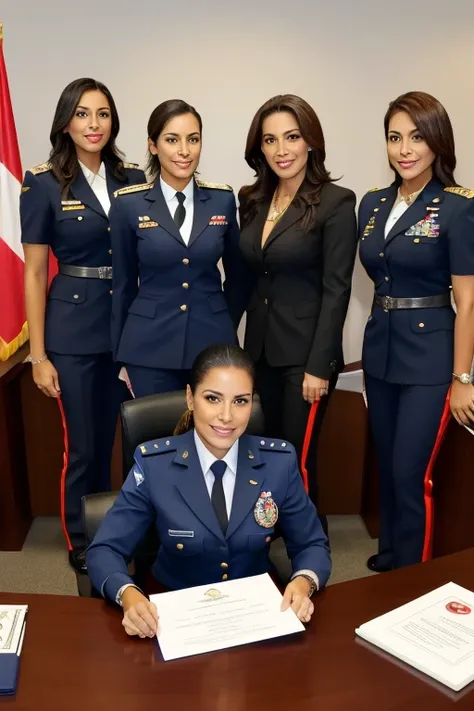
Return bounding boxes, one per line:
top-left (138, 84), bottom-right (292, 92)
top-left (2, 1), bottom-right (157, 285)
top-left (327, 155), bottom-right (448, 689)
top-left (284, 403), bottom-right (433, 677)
top-left (61, 200), bottom-right (85, 211)
top-left (168, 529), bottom-right (194, 537)
top-left (209, 215), bottom-right (228, 226)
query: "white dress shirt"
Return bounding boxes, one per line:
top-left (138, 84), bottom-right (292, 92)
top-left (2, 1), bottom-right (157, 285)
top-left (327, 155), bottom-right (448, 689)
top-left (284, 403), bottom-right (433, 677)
top-left (384, 185), bottom-right (426, 239)
top-left (79, 160), bottom-right (110, 216)
top-left (194, 431), bottom-right (238, 518)
top-left (160, 175), bottom-right (194, 245)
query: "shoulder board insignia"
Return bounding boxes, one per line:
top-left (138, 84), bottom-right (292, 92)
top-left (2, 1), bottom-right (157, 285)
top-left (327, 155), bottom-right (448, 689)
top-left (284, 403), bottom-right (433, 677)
top-left (138, 437), bottom-right (177, 457)
top-left (122, 161), bottom-right (140, 169)
top-left (258, 438), bottom-right (291, 451)
top-left (444, 187), bottom-right (474, 199)
top-left (114, 181), bottom-right (154, 198)
top-left (196, 179), bottom-right (233, 191)
top-left (29, 162), bottom-right (52, 175)
top-left (366, 187), bottom-right (383, 194)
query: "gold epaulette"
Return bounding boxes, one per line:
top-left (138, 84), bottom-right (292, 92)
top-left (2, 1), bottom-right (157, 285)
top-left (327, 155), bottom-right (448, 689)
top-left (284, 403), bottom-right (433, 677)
top-left (366, 187), bottom-right (383, 194)
top-left (196, 179), bottom-right (232, 191)
top-left (122, 162), bottom-right (140, 169)
top-left (444, 187), bottom-right (474, 199)
top-left (114, 182), bottom-right (154, 198)
top-left (29, 162), bottom-right (51, 175)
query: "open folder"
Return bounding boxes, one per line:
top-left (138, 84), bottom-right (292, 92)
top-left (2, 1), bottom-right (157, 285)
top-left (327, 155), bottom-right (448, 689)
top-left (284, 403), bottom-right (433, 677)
top-left (0, 605), bottom-right (28, 696)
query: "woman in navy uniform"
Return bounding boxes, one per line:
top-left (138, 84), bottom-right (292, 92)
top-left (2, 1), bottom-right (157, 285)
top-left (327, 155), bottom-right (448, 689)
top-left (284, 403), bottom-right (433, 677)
top-left (359, 91), bottom-right (474, 572)
top-left (21, 78), bottom-right (145, 573)
top-left (87, 344), bottom-right (331, 637)
top-left (110, 100), bottom-right (250, 399)
top-left (239, 95), bottom-right (358, 530)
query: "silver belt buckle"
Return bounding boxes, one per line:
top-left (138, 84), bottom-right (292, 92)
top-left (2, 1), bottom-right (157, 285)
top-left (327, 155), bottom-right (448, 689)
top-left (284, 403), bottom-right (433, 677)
top-left (97, 266), bottom-right (112, 279)
top-left (383, 296), bottom-right (393, 311)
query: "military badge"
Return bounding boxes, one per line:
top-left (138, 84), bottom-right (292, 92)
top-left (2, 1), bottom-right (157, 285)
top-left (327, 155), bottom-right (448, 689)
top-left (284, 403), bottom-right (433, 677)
top-left (254, 491), bottom-right (278, 528)
top-left (209, 215), bottom-right (228, 226)
top-left (405, 214), bottom-right (440, 238)
top-left (133, 469), bottom-right (144, 486)
top-left (138, 221), bottom-right (159, 228)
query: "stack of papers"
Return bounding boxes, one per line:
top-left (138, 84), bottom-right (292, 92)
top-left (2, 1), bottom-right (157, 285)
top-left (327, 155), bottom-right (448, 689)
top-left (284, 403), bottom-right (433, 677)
top-left (0, 605), bottom-right (28, 696)
top-left (356, 582), bottom-right (474, 692)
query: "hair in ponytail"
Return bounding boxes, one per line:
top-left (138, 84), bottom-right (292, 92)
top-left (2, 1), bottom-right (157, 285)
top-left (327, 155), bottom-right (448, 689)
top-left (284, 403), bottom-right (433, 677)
top-left (173, 343), bottom-right (255, 434)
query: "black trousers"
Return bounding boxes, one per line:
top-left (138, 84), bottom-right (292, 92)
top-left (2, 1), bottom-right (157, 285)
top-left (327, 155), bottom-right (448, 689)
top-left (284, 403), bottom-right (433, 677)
top-left (255, 355), bottom-right (337, 534)
top-left (49, 352), bottom-right (128, 551)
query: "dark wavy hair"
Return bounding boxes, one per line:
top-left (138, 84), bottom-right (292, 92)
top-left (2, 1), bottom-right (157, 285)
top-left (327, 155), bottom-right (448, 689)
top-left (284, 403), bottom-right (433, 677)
top-left (384, 91), bottom-right (457, 187)
top-left (146, 99), bottom-right (203, 181)
top-left (174, 344), bottom-right (255, 435)
top-left (49, 77), bottom-right (126, 195)
top-left (239, 94), bottom-right (334, 231)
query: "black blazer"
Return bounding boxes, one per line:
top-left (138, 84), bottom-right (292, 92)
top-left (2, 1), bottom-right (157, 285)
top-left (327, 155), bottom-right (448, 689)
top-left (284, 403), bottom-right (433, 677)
top-left (239, 182), bottom-right (357, 380)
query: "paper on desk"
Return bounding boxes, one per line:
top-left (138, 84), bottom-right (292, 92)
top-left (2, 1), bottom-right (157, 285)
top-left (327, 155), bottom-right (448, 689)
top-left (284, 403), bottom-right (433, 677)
top-left (151, 573), bottom-right (305, 661)
top-left (0, 606), bottom-right (28, 654)
top-left (356, 582), bottom-right (474, 691)
top-left (335, 370), bottom-right (367, 407)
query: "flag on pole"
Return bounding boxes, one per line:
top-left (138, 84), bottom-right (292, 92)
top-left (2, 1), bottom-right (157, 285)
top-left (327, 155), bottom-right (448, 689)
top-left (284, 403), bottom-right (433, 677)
top-left (0, 21), bottom-right (28, 361)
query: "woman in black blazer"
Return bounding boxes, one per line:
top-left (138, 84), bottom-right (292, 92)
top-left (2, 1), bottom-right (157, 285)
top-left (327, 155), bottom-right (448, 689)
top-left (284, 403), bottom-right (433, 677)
top-left (239, 94), bottom-right (358, 531)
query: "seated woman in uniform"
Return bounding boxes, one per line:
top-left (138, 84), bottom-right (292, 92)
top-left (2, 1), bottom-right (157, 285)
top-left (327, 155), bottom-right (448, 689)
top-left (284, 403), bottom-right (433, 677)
top-left (87, 344), bottom-right (331, 638)
top-left (109, 99), bottom-right (251, 399)
top-left (359, 91), bottom-right (474, 572)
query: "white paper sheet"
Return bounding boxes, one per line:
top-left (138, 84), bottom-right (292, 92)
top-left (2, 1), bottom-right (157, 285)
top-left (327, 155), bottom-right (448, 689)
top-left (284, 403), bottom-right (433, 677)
top-left (151, 573), bottom-right (305, 661)
top-left (0, 606), bottom-right (28, 654)
top-left (356, 582), bottom-right (474, 691)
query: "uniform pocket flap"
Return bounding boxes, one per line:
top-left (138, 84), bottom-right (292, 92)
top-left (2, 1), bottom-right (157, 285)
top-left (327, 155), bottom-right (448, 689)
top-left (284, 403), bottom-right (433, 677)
top-left (167, 536), bottom-right (203, 556)
top-left (48, 279), bottom-right (87, 304)
top-left (208, 292), bottom-right (227, 313)
top-left (409, 308), bottom-right (454, 333)
top-left (294, 301), bottom-right (319, 319)
top-left (128, 297), bottom-right (157, 319)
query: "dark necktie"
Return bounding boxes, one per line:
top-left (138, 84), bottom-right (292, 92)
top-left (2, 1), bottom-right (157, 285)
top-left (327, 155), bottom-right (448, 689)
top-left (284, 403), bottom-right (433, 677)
top-left (210, 460), bottom-right (228, 533)
top-left (173, 192), bottom-right (186, 230)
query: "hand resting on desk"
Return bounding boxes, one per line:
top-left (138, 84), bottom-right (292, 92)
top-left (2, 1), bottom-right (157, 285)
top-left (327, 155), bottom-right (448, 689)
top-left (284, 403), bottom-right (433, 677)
top-left (122, 588), bottom-right (158, 638)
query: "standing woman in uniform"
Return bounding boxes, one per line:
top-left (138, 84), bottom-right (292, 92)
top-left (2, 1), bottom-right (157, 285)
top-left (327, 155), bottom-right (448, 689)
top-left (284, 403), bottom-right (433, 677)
top-left (21, 78), bottom-right (145, 573)
top-left (110, 99), bottom-right (250, 398)
top-left (239, 95), bottom-right (358, 530)
top-left (359, 91), bottom-right (474, 572)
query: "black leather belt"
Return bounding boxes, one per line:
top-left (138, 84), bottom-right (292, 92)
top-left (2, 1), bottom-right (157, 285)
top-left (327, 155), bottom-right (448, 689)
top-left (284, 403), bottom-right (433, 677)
top-left (374, 293), bottom-right (451, 310)
top-left (58, 264), bottom-right (112, 280)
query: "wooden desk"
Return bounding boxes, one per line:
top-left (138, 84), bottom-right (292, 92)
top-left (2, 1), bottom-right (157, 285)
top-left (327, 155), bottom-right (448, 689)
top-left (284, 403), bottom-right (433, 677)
top-left (3, 550), bottom-right (474, 709)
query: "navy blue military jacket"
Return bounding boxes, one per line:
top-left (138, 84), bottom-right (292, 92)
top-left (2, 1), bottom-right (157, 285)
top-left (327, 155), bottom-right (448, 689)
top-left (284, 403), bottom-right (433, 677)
top-left (359, 180), bottom-right (474, 385)
top-left (109, 179), bottom-right (252, 369)
top-left (86, 430), bottom-right (331, 600)
top-left (20, 160), bottom-right (145, 354)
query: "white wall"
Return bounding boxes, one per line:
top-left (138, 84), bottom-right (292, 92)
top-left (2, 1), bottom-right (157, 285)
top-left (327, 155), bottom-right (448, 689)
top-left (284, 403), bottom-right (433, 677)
top-left (2, 0), bottom-right (474, 361)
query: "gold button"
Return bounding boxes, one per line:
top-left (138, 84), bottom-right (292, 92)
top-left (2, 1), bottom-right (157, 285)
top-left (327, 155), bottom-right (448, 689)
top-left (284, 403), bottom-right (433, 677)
top-left (379, 252), bottom-right (384, 257)
top-left (180, 304), bottom-right (187, 311)
top-left (265, 536), bottom-right (271, 543)
top-left (385, 276), bottom-right (390, 281)
top-left (419, 322), bottom-right (425, 328)
top-left (182, 283), bottom-right (189, 289)
top-left (176, 543), bottom-right (184, 550)
top-left (108, 249), bottom-right (112, 254)
top-left (220, 562), bottom-right (228, 569)
top-left (107, 226), bottom-right (111, 232)
top-left (182, 258), bottom-right (189, 265)
top-left (222, 574), bottom-right (228, 580)
top-left (264, 298), bottom-right (268, 305)
top-left (413, 238), bottom-right (420, 243)
top-left (77, 216), bottom-right (83, 221)
top-left (109, 290), bottom-right (113, 295)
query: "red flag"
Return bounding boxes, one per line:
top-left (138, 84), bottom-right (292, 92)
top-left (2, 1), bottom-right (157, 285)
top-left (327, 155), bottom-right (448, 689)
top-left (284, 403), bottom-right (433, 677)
top-left (0, 21), bottom-right (28, 360)
top-left (0, 24), bottom-right (57, 361)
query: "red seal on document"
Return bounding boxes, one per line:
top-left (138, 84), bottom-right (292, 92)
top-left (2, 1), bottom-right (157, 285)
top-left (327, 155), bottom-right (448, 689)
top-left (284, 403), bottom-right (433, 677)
top-left (446, 601), bottom-right (471, 615)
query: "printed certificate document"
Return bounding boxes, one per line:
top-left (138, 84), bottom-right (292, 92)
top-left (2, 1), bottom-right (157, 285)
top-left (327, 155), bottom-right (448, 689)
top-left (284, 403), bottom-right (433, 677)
top-left (151, 573), bottom-right (305, 661)
top-left (356, 582), bottom-right (474, 691)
